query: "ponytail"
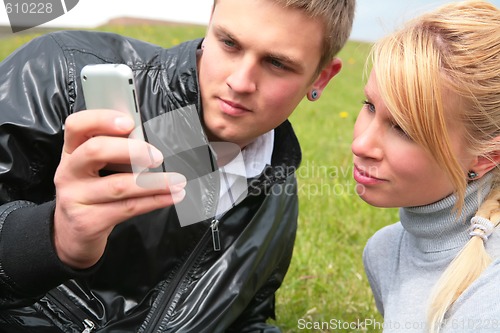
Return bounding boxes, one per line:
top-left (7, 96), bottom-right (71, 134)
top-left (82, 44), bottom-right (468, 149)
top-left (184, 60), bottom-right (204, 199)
top-left (427, 187), bottom-right (500, 333)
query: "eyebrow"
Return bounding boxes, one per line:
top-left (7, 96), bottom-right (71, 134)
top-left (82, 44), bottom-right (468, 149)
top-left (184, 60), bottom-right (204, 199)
top-left (213, 25), bottom-right (236, 43)
top-left (363, 87), bottom-right (371, 100)
top-left (213, 25), bottom-right (305, 73)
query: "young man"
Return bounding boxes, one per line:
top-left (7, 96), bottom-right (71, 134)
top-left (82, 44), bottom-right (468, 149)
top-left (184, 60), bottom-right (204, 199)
top-left (0, 0), bottom-right (355, 331)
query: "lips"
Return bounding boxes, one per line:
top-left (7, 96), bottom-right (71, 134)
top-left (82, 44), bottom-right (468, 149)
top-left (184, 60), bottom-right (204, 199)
top-left (219, 98), bottom-right (252, 116)
top-left (353, 165), bottom-right (385, 185)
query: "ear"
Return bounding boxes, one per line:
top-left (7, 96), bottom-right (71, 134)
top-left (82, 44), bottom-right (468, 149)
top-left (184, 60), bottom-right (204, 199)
top-left (468, 137), bottom-right (500, 179)
top-left (307, 58), bottom-right (342, 101)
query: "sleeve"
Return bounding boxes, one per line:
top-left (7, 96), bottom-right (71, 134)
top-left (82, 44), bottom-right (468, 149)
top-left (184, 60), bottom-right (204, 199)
top-left (0, 33), bottom-right (87, 308)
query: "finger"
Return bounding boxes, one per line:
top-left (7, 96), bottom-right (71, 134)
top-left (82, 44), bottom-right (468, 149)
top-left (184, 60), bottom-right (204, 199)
top-left (63, 109), bottom-right (135, 154)
top-left (71, 172), bottom-right (187, 204)
top-left (77, 189), bottom-right (186, 232)
top-left (53, 188), bottom-right (186, 268)
top-left (135, 172), bottom-right (188, 191)
top-left (68, 136), bottom-right (164, 177)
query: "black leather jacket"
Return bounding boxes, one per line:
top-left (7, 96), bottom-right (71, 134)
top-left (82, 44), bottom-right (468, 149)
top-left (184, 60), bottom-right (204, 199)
top-left (0, 31), bottom-right (301, 332)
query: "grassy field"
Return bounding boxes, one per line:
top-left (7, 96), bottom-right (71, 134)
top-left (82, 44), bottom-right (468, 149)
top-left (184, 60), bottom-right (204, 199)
top-left (273, 38), bottom-right (400, 333)
top-left (0, 24), bottom-right (400, 332)
top-left (276, 41), bottom-right (400, 333)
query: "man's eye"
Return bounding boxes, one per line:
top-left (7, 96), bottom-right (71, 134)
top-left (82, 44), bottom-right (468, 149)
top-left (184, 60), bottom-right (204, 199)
top-left (269, 58), bottom-right (286, 70)
top-left (222, 39), bottom-right (236, 48)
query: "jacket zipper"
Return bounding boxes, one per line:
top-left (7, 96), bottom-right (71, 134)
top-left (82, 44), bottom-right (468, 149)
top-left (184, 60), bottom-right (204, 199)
top-left (81, 319), bottom-right (96, 333)
top-left (45, 288), bottom-right (97, 333)
top-left (210, 219), bottom-right (221, 251)
top-left (145, 225), bottom-right (214, 332)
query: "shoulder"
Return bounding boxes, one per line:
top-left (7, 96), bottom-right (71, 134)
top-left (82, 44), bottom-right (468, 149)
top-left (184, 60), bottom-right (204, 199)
top-left (362, 222), bottom-right (404, 314)
top-left (46, 30), bottom-right (164, 62)
top-left (364, 222), bottom-right (405, 257)
top-left (271, 120), bottom-right (301, 170)
top-left (41, 31), bottom-right (202, 79)
top-left (486, 228), bottom-right (500, 258)
top-left (47, 30), bottom-right (147, 47)
top-left (363, 222), bottom-right (404, 275)
top-left (4, 30), bottom-right (161, 69)
top-left (447, 259), bottom-right (500, 323)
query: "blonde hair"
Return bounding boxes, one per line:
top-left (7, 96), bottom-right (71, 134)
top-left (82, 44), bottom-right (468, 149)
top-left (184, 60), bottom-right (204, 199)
top-left (213, 0), bottom-right (356, 72)
top-left (368, 1), bottom-right (500, 331)
top-left (428, 188), bottom-right (500, 333)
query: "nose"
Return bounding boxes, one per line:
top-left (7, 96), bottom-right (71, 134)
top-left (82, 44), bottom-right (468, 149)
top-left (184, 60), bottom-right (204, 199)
top-left (226, 57), bottom-right (257, 94)
top-left (351, 114), bottom-right (384, 161)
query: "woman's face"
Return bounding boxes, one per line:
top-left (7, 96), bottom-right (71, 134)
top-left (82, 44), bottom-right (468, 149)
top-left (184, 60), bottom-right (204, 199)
top-left (351, 70), bottom-right (476, 208)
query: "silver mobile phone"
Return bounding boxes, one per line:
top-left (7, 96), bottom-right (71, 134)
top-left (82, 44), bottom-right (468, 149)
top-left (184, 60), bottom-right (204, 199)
top-left (81, 64), bottom-right (145, 142)
top-left (81, 64), bottom-right (154, 174)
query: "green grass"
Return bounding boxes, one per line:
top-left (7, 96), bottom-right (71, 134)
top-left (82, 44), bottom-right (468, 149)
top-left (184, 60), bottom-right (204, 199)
top-left (274, 41), bottom-right (399, 333)
top-left (0, 24), bottom-right (400, 332)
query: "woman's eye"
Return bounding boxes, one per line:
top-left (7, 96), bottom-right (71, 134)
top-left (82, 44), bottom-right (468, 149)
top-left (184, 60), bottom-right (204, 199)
top-left (362, 100), bottom-right (375, 113)
top-left (391, 123), bottom-right (411, 140)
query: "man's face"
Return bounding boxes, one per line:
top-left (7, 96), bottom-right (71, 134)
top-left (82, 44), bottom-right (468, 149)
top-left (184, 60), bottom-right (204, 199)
top-left (198, 0), bottom-right (326, 148)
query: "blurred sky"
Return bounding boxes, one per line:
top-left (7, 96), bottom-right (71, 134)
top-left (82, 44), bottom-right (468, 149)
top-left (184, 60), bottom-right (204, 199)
top-left (0, 0), bottom-right (499, 42)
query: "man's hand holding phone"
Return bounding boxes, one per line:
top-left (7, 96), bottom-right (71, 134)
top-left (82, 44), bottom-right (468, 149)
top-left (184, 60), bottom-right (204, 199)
top-left (52, 66), bottom-right (186, 270)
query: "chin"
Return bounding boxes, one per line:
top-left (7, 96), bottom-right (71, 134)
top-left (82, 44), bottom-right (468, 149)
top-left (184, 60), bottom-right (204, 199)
top-left (356, 192), bottom-right (396, 208)
top-left (209, 131), bottom-right (244, 147)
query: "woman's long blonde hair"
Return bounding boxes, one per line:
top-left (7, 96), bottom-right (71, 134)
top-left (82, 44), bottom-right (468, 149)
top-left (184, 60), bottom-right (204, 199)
top-left (369, 1), bottom-right (500, 331)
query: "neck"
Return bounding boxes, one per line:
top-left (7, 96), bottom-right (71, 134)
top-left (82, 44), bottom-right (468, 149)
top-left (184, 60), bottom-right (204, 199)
top-left (400, 174), bottom-right (494, 253)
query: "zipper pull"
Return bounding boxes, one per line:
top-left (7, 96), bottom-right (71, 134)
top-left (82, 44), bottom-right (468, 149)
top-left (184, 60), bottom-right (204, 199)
top-left (211, 219), bottom-right (221, 251)
top-left (81, 319), bottom-right (95, 333)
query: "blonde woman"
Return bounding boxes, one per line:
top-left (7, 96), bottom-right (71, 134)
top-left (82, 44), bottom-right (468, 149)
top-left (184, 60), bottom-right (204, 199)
top-left (352, 1), bottom-right (500, 332)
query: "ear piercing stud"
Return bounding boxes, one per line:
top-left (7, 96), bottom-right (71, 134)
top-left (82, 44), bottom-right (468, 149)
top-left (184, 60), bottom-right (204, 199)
top-left (468, 171), bottom-right (478, 180)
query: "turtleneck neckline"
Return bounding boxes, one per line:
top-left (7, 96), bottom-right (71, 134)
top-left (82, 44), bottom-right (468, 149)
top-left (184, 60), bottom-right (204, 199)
top-left (399, 173), bottom-right (493, 253)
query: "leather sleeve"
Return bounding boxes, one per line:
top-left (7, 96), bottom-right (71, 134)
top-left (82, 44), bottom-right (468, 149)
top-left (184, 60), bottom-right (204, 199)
top-left (0, 33), bottom-right (82, 307)
top-left (0, 33), bottom-right (69, 203)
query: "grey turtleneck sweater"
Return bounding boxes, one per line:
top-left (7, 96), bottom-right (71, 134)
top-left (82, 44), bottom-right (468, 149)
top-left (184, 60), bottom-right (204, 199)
top-left (363, 174), bottom-right (500, 332)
